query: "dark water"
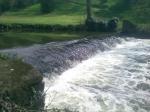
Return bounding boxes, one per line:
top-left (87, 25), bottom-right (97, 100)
top-left (0, 37), bottom-right (121, 75)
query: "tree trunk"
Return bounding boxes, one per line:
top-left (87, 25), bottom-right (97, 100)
top-left (86, 0), bottom-right (92, 21)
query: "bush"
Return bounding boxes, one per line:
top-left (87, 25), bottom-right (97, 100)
top-left (85, 18), bottom-right (97, 31)
top-left (0, 18), bottom-right (118, 32)
top-left (0, 0), bottom-right (10, 13)
top-left (85, 18), bottom-right (118, 32)
top-left (122, 20), bottom-right (137, 33)
top-left (40, 0), bottom-right (56, 13)
top-left (107, 17), bottom-right (119, 32)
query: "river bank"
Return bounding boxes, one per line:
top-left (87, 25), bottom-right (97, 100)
top-left (0, 55), bottom-right (44, 111)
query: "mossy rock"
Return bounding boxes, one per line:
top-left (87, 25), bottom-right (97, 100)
top-left (0, 56), bottom-right (44, 111)
top-left (122, 20), bottom-right (137, 33)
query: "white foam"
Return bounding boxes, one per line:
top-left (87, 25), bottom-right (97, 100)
top-left (44, 39), bottom-right (150, 112)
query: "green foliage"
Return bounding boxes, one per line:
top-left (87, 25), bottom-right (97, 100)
top-left (124, 0), bottom-right (150, 23)
top-left (0, 0), bottom-right (37, 14)
top-left (99, 0), bottom-right (108, 9)
top-left (110, 0), bottom-right (131, 14)
top-left (107, 18), bottom-right (119, 31)
top-left (0, 0), bottom-right (10, 14)
top-left (96, 0), bottom-right (150, 23)
top-left (85, 17), bottom-right (118, 32)
top-left (3, 4), bottom-right (41, 16)
top-left (0, 0), bottom-right (149, 26)
top-left (40, 0), bottom-right (56, 13)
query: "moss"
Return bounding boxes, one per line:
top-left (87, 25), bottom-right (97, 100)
top-left (0, 56), bottom-right (44, 111)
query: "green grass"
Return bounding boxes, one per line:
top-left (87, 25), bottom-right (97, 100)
top-left (0, 0), bottom-right (99, 25)
top-left (0, 0), bottom-right (149, 26)
top-left (4, 4), bottom-right (41, 16)
top-left (0, 1), bottom-right (86, 25)
top-left (0, 15), bottom-right (85, 25)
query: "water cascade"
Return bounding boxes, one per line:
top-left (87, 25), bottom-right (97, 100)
top-left (1, 37), bottom-right (150, 112)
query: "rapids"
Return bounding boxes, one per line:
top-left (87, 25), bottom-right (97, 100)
top-left (44, 38), bottom-right (150, 112)
top-left (0, 37), bottom-right (150, 112)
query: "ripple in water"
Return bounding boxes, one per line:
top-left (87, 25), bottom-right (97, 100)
top-left (44, 39), bottom-right (150, 112)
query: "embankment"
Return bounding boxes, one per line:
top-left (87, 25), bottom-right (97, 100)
top-left (0, 56), bottom-right (44, 111)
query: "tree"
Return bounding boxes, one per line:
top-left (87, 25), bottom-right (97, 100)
top-left (0, 0), bottom-right (10, 14)
top-left (86, 0), bottom-right (93, 22)
top-left (40, 0), bottom-right (55, 13)
top-left (110, 0), bottom-right (134, 13)
top-left (10, 0), bottom-right (37, 10)
top-left (11, 0), bottom-right (26, 10)
top-left (99, 0), bottom-right (108, 9)
top-left (0, 0), bottom-right (37, 13)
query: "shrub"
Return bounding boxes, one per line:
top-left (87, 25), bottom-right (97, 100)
top-left (40, 0), bottom-right (56, 13)
top-left (107, 17), bottom-right (119, 32)
top-left (122, 20), bottom-right (137, 33)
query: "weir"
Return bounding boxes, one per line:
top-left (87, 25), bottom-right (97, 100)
top-left (0, 37), bottom-right (122, 75)
top-left (44, 38), bottom-right (150, 112)
top-left (1, 37), bottom-right (150, 112)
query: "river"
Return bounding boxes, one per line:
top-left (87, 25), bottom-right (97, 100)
top-left (1, 37), bottom-right (150, 112)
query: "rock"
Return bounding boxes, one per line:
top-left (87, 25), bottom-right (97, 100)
top-left (122, 20), bottom-right (137, 34)
top-left (0, 58), bottom-right (44, 111)
top-left (107, 17), bottom-right (119, 32)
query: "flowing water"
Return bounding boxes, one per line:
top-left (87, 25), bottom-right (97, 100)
top-left (44, 38), bottom-right (150, 112)
top-left (1, 37), bottom-right (150, 112)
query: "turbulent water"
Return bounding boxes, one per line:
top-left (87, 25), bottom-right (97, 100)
top-left (0, 37), bottom-right (121, 74)
top-left (44, 38), bottom-right (150, 112)
top-left (1, 37), bottom-right (150, 112)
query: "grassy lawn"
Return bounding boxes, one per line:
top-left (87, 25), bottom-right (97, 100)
top-left (0, 15), bottom-right (85, 25)
top-left (0, 0), bottom-right (98, 26)
top-left (0, 2), bottom-right (85, 25)
top-left (0, 0), bottom-right (149, 25)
